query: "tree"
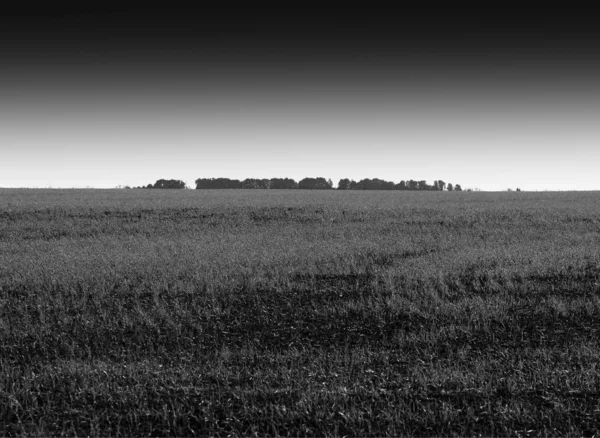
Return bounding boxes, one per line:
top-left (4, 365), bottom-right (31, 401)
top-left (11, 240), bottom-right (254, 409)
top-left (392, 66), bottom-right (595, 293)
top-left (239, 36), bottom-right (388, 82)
top-left (270, 178), bottom-right (285, 189)
top-left (242, 178), bottom-right (260, 189)
top-left (383, 179), bottom-right (395, 190)
top-left (337, 178), bottom-right (352, 190)
top-left (361, 178), bottom-right (395, 190)
top-left (195, 178), bottom-right (241, 189)
top-left (315, 177), bottom-right (332, 190)
top-left (298, 177), bottom-right (332, 189)
top-left (153, 179), bottom-right (186, 189)
top-left (282, 178), bottom-right (299, 189)
top-left (192, 176), bottom-right (466, 192)
top-left (260, 178), bottom-right (298, 189)
top-left (195, 178), bottom-right (210, 189)
top-left (418, 180), bottom-right (430, 191)
top-left (354, 179), bottom-right (370, 190)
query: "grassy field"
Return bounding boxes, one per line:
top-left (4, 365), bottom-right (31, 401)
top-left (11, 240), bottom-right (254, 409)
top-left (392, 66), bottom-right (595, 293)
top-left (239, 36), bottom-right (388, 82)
top-left (2, 188), bottom-right (600, 436)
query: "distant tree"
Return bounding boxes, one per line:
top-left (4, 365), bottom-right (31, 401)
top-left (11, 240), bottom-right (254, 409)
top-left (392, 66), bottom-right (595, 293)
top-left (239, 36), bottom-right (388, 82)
top-left (195, 178), bottom-right (211, 189)
top-left (354, 179), bottom-right (369, 190)
top-left (241, 178), bottom-right (258, 189)
top-left (433, 180), bottom-right (447, 191)
top-left (192, 176), bottom-right (466, 192)
top-left (270, 178), bottom-right (298, 189)
top-left (322, 178), bottom-right (332, 189)
top-left (222, 178), bottom-right (241, 188)
top-left (354, 178), bottom-right (390, 190)
top-left (337, 178), bottom-right (352, 190)
top-left (195, 178), bottom-right (208, 189)
top-left (196, 177), bottom-right (300, 189)
top-left (283, 178), bottom-right (299, 189)
top-left (195, 178), bottom-right (241, 189)
top-left (298, 177), bottom-right (332, 189)
top-left (372, 178), bottom-right (394, 190)
top-left (298, 178), bottom-right (315, 189)
top-left (418, 180), bottom-right (430, 191)
top-left (146, 184), bottom-right (153, 189)
top-left (288, 178), bottom-right (299, 189)
top-left (516, 188), bottom-right (521, 192)
top-left (316, 177), bottom-right (332, 189)
top-left (153, 179), bottom-right (186, 189)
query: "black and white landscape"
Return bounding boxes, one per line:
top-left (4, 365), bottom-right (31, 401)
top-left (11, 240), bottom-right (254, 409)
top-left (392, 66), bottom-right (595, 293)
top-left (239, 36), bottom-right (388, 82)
top-left (2, 7), bottom-right (600, 437)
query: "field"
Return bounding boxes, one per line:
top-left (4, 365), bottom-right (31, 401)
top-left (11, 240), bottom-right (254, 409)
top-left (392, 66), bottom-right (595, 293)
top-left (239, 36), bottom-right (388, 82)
top-left (2, 188), bottom-right (600, 436)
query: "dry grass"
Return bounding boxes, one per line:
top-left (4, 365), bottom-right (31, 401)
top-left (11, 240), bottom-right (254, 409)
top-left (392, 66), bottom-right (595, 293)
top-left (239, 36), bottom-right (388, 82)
top-left (1, 188), bottom-right (600, 436)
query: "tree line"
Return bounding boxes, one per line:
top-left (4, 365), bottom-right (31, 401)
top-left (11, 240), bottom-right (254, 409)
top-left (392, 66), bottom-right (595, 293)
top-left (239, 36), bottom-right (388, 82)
top-left (127, 177), bottom-right (464, 190)
top-left (130, 179), bottom-right (187, 189)
top-left (337, 178), bottom-right (462, 191)
top-left (193, 177), bottom-right (463, 191)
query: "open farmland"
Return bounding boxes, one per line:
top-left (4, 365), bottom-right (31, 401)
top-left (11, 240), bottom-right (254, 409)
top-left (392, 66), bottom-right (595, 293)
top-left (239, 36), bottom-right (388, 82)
top-left (2, 188), bottom-right (600, 436)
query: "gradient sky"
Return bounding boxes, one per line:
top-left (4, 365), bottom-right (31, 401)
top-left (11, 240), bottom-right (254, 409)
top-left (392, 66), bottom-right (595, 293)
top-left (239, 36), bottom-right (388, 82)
top-left (2, 7), bottom-right (600, 190)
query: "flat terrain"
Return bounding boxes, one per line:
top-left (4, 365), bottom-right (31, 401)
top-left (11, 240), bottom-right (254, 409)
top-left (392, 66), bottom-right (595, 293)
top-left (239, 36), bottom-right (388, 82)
top-left (2, 188), bottom-right (600, 436)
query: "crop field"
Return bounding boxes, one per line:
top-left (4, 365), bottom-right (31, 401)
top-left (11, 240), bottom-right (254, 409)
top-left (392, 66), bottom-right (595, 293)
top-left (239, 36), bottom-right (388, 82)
top-left (2, 188), bottom-right (600, 436)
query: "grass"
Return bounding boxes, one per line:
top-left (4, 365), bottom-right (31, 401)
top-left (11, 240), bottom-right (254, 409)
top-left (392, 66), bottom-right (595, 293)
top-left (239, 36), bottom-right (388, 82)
top-left (2, 188), bottom-right (600, 436)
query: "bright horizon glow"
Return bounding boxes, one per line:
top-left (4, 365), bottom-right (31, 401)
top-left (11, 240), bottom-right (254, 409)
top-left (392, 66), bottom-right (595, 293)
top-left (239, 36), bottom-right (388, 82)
top-left (3, 88), bottom-right (599, 192)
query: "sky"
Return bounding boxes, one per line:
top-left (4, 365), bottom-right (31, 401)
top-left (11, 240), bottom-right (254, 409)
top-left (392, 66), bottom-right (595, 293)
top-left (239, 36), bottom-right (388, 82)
top-left (1, 7), bottom-right (600, 191)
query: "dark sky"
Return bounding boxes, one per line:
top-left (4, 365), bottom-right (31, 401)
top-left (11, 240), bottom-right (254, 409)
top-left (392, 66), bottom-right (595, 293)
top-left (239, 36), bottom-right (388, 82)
top-left (2, 7), bottom-right (600, 189)
top-left (4, 7), bottom-right (599, 85)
